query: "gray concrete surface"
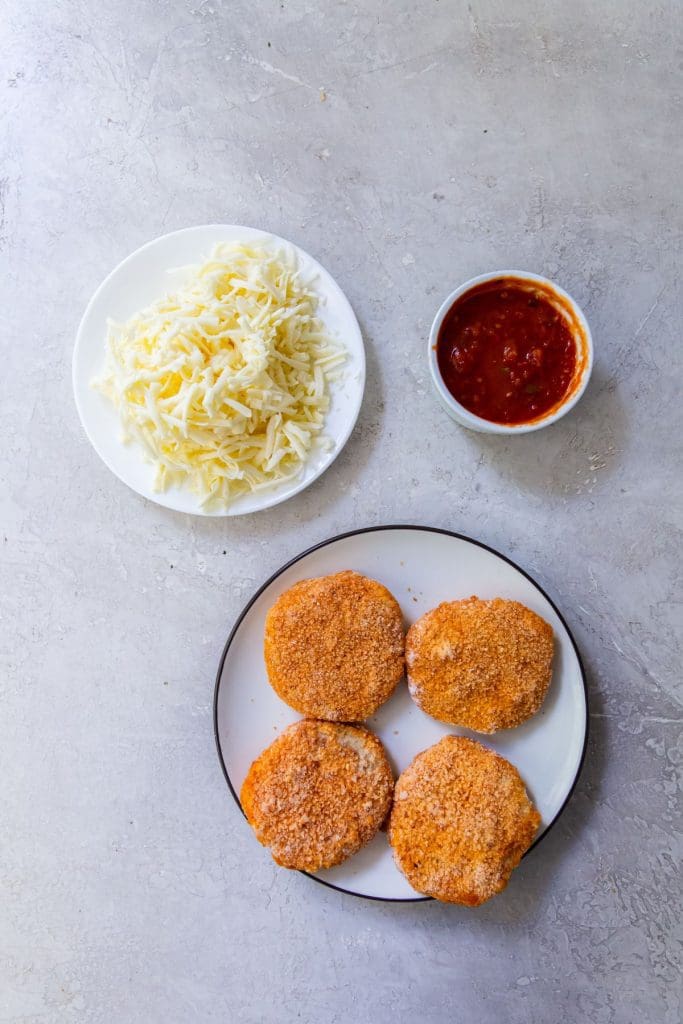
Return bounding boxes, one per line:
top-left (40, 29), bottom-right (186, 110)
top-left (2, 1), bottom-right (681, 1021)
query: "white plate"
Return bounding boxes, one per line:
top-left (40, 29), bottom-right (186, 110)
top-left (72, 225), bottom-right (365, 516)
top-left (214, 526), bottom-right (588, 902)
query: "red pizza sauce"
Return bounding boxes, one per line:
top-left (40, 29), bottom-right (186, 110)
top-left (436, 277), bottom-right (579, 425)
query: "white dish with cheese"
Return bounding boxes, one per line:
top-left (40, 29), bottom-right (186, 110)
top-left (73, 225), bottom-right (365, 516)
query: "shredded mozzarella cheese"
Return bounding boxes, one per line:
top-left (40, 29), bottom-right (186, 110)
top-left (94, 241), bottom-right (346, 507)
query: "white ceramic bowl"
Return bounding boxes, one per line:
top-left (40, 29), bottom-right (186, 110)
top-left (428, 271), bottom-right (593, 434)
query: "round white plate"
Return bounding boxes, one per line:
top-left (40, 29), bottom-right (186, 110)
top-left (72, 225), bottom-right (365, 516)
top-left (214, 526), bottom-right (588, 902)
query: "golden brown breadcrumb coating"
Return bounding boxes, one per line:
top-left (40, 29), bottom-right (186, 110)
top-left (389, 735), bottom-right (540, 905)
top-left (240, 720), bottom-right (394, 871)
top-left (406, 597), bottom-right (553, 732)
top-left (264, 570), bottom-right (405, 721)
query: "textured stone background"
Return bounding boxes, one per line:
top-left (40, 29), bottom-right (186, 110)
top-left (1, 1), bottom-right (681, 1021)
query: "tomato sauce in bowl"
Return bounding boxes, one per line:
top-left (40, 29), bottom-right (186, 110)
top-left (435, 277), bottom-right (585, 427)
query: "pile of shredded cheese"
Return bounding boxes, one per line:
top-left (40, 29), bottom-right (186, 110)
top-left (94, 241), bottom-right (346, 507)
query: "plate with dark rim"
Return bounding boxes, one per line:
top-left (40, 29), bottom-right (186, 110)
top-left (214, 526), bottom-right (588, 902)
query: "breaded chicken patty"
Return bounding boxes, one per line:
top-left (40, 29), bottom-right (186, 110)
top-left (406, 597), bottom-right (553, 732)
top-left (264, 570), bottom-right (405, 721)
top-left (240, 720), bottom-right (394, 871)
top-left (389, 736), bottom-right (540, 905)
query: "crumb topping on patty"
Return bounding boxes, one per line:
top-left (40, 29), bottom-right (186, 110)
top-left (241, 720), bottom-right (394, 871)
top-left (389, 735), bottom-right (540, 905)
top-left (406, 597), bottom-right (553, 732)
top-left (264, 570), bottom-right (405, 720)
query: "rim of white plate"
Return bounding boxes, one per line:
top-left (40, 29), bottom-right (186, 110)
top-left (72, 224), bottom-right (366, 516)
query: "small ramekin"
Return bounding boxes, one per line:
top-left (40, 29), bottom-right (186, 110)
top-left (428, 270), bottom-right (593, 434)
